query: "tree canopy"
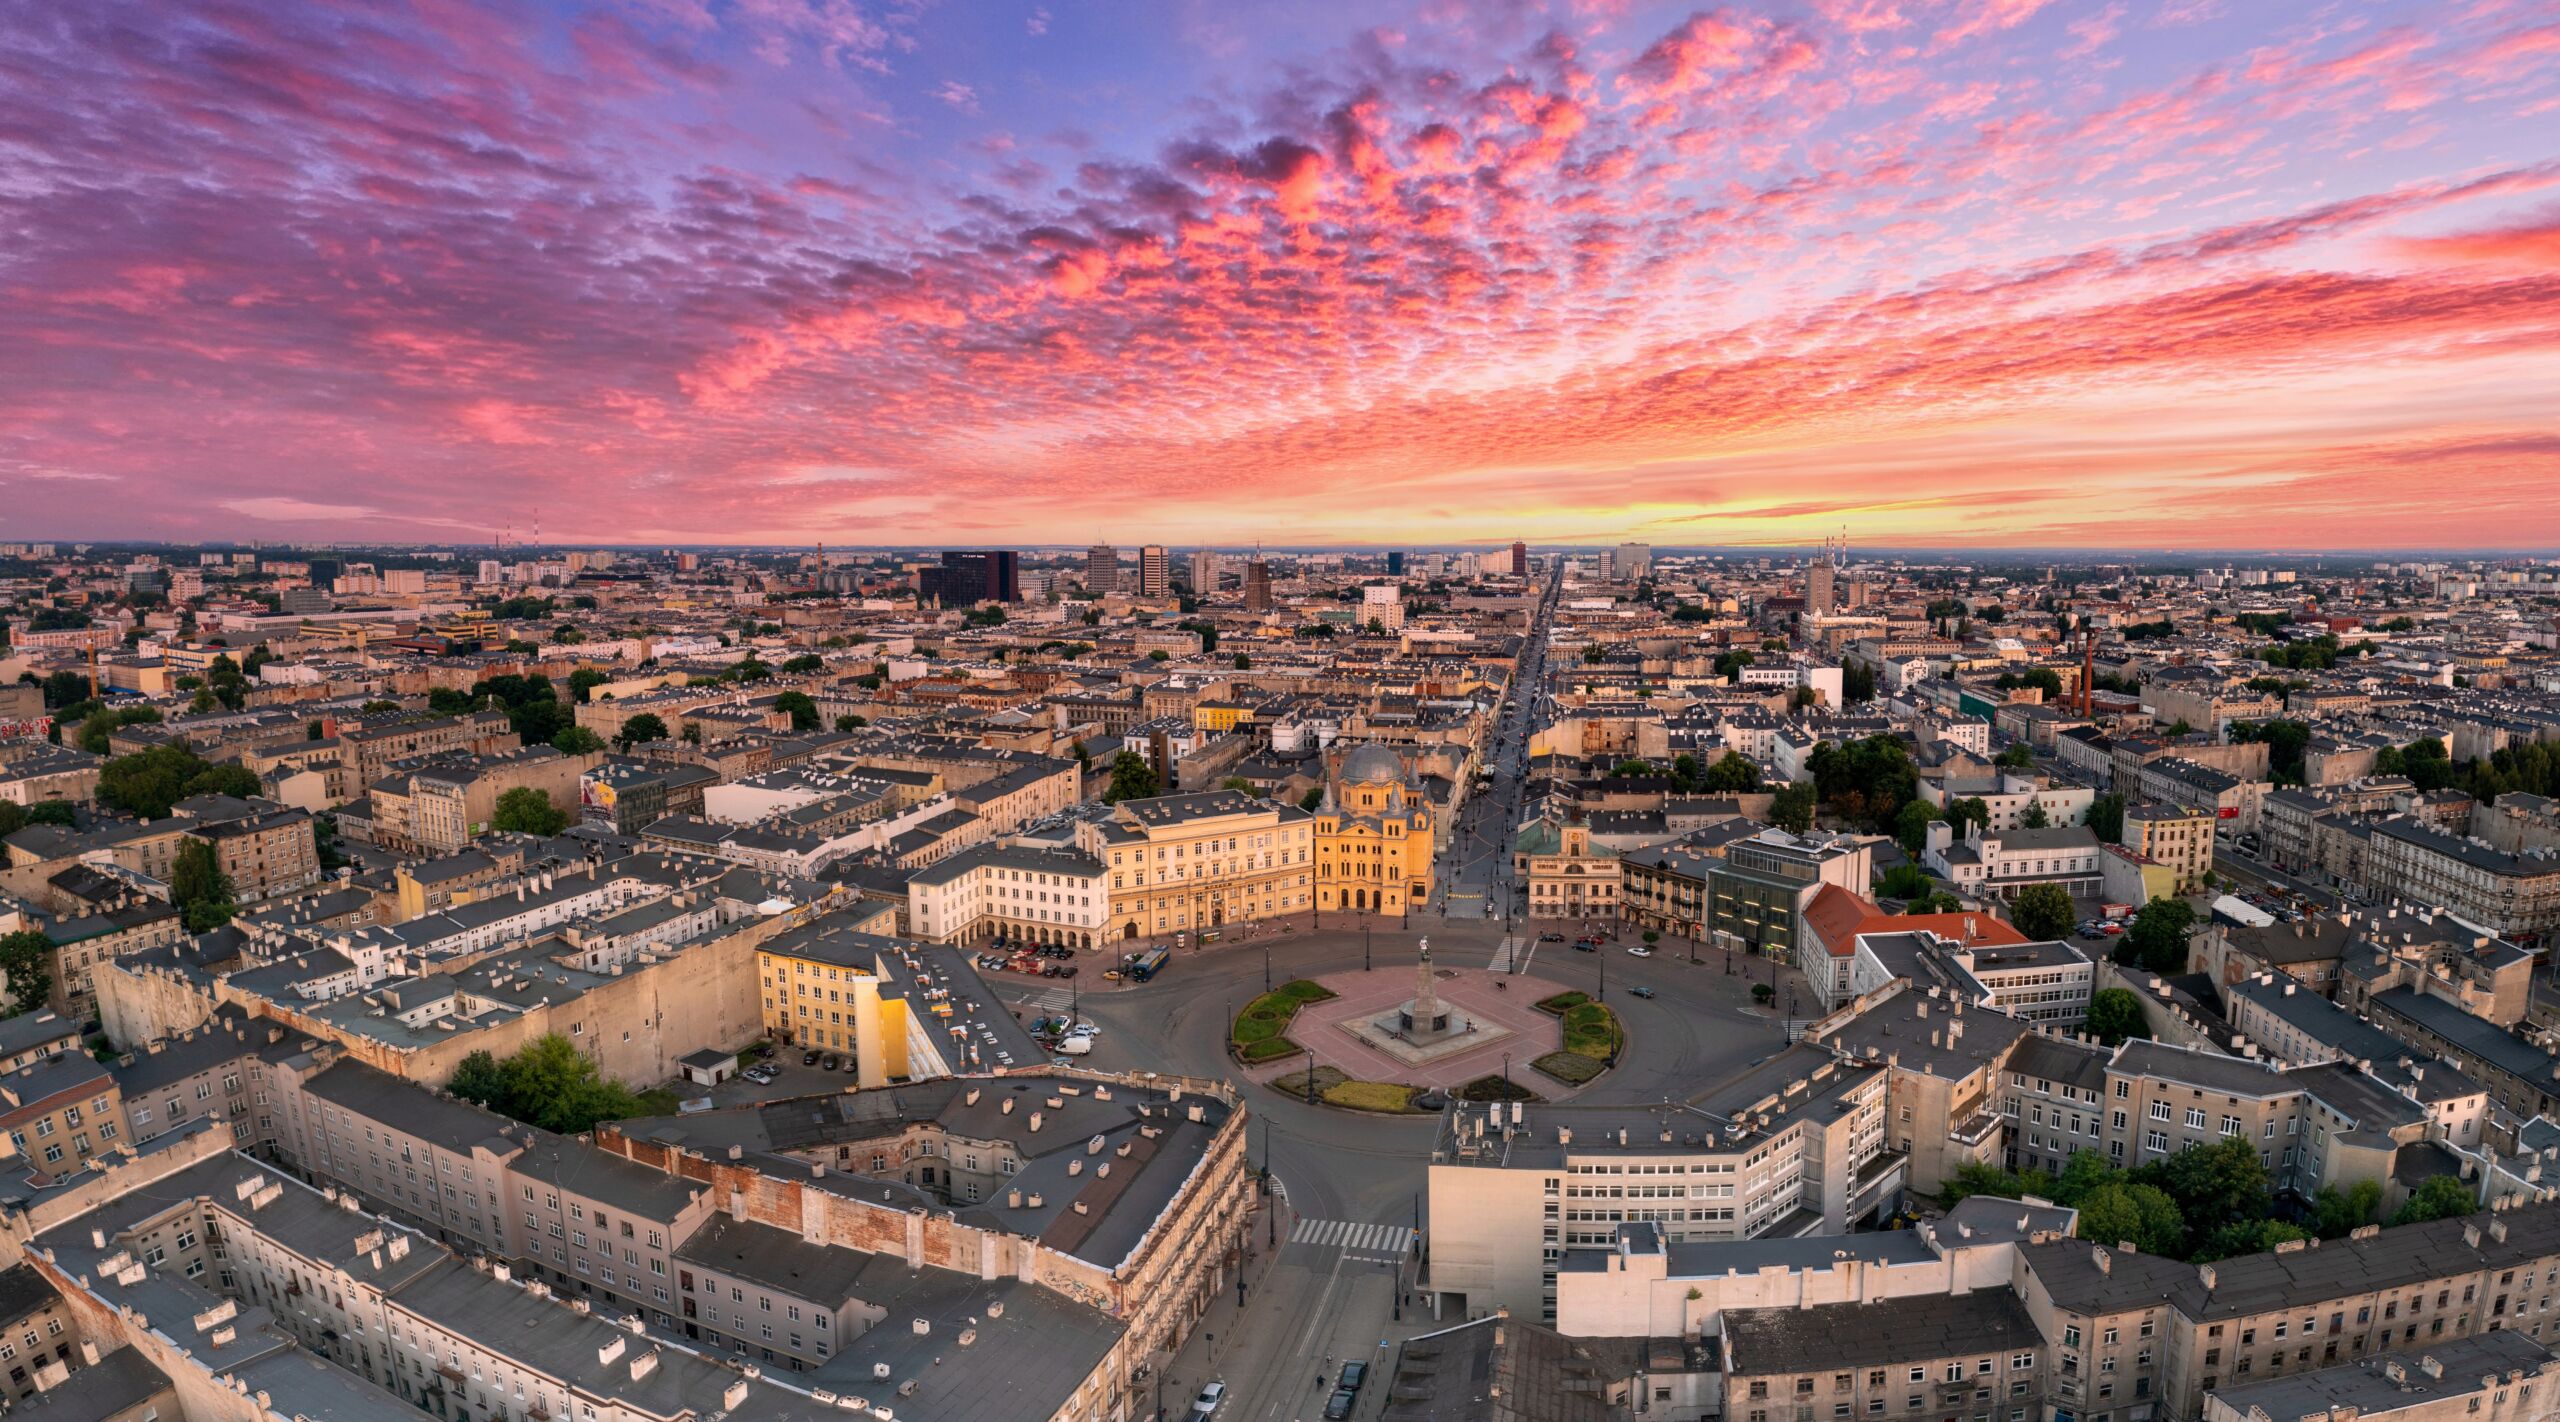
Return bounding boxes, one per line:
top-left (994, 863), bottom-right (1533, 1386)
top-left (0, 929), bottom-right (54, 1017)
top-left (444, 1035), bottom-right (660, 1135)
top-left (170, 838), bottom-right (237, 933)
top-left (2009, 883), bottom-right (2075, 940)
top-left (2086, 988), bottom-right (2147, 1046)
top-left (492, 786), bottom-right (569, 836)
top-left (99, 741), bottom-right (258, 820)
top-left (1103, 751), bottom-right (1159, 804)
top-left (2116, 897), bottom-right (2199, 974)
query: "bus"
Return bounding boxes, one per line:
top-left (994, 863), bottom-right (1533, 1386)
top-left (1125, 947), bottom-right (1171, 982)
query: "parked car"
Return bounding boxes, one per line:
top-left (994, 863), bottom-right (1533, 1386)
top-left (1340, 1362), bottom-right (1369, 1392)
top-left (820, 1054), bottom-right (840, 1071)
top-left (1626, 945), bottom-right (1653, 957)
top-left (1628, 985), bottom-right (1656, 999)
top-left (1324, 1388), bottom-right (1357, 1420)
top-left (802, 1050), bottom-right (820, 1066)
top-left (1192, 1383), bottom-right (1227, 1418)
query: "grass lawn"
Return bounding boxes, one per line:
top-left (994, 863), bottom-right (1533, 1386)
top-left (1559, 1002), bottom-right (1624, 1061)
top-left (1230, 979), bottom-right (1338, 1062)
top-left (1531, 1051), bottom-right (1606, 1085)
top-left (1323, 1080), bottom-right (1422, 1113)
top-left (1270, 1064), bottom-right (1349, 1098)
top-left (1536, 990), bottom-right (1590, 1015)
top-left (1457, 1074), bottom-right (1541, 1103)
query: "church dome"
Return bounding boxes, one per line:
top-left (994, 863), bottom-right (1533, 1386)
top-left (1337, 742), bottom-right (1407, 786)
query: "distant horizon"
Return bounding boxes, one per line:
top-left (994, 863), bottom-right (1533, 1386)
top-left (13, 538), bottom-right (2554, 563)
top-left (3, 2), bottom-right (2556, 546)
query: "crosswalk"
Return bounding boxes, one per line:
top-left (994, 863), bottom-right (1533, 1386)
top-left (1007, 986), bottom-right (1078, 1013)
top-left (1484, 934), bottom-right (1522, 972)
top-left (1291, 1218), bottom-right (1417, 1260)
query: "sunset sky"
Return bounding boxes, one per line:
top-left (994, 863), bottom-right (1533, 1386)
top-left (3, 0), bottom-right (2557, 550)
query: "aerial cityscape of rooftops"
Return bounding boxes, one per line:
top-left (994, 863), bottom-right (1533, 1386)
top-left (7, 0), bottom-right (2560, 1421)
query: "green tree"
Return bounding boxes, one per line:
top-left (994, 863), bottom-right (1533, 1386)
top-left (427, 686), bottom-right (476, 715)
top-left (772, 690), bottom-right (820, 732)
top-left (2119, 897), bottom-right (2199, 974)
top-left (1995, 741), bottom-right (2034, 769)
top-left (1299, 787), bottom-right (1325, 812)
top-left (2019, 799), bottom-right (2051, 829)
top-left (551, 725), bottom-right (605, 755)
top-left (2131, 1135), bottom-right (2270, 1227)
top-left (1704, 752), bottom-right (1761, 794)
top-left (2311, 1180), bottom-right (2384, 1238)
top-left (76, 703), bottom-right (164, 755)
top-left (2195, 1218), bottom-right (2311, 1262)
top-left (834, 715), bottom-right (867, 733)
top-left (1940, 1161), bottom-right (2054, 1206)
top-left (2051, 1150), bottom-right (2121, 1207)
top-left (0, 802), bottom-right (20, 839)
top-left (2010, 883), bottom-right (2076, 940)
top-left (1233, 654), bottom-right (1251, 670)
top-left (781, 654), bottom-right (825, 674)
top-left (0, 929), bottom-right (53, 1016)
top-left (492, 786), bottom-right (569, 836)
top-left (1104, 751), bottom-right (1160, 804)
top-left (1877, 863), bottom-right (1934, 901)
top-left (2078, 1181), bottom-right (2187, 1257)
top-left (1945, 796), bottom-right (1992, 838)
top-left (170, 838), bottom-right (237, 933)
top-left (615, 712), bottom-right (669, 749)
top-left (1220, 776), bottom-right (1258, 796)
top-left (1769, 781), bottom-right (1817, 834)
top-left (1894, 799), bottom-right (1940, 857)
top-left (475, 1034), bottom-right (647, 1134)
top-left (25, 800), bottom-right (75, 827)
top-left (360, 698), bottom-right (400, 714)
top-left (2388, 1175), bottom-right (2477, 1226)
top-left (568, 669), bottom-right (609, 703)
top-left (1147, 648), bottom-right (1171, 662)
top-left (2086, 988), bottom-right (2146, 1046)
top-left (447, 1049), bottom-right (510, 1107)
top-left (2085, 792), bottom-right (2126, 842)
top-left (1841, 661), bottom-right (1877, 704)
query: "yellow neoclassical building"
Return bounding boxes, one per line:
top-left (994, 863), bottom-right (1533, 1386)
top-left (1315, 743), bottom-right (1435, 915)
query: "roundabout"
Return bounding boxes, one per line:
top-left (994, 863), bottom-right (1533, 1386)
top-left (1224, 938), bottom-right (1624, 1111)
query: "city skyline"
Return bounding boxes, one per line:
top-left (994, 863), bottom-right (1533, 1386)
top-left (3, 0), bottom-right (2557, 548)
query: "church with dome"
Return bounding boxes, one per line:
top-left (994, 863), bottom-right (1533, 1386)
top-left (1314, 742), bottom-right (1436, 915)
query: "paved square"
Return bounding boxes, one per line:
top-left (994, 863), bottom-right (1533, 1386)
top-left (1267, 966), bottom-right (1584, 1096)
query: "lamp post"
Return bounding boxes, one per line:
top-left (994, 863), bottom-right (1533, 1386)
top-left (1263, 943), bottom-right (1271, 992)
top-left (1364, 921), bottom-right (1372, 973)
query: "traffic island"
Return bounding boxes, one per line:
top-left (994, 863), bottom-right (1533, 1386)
top-left (1238, 952), bottom-right (1610, 1107)
top-left (1530, 991), bottom-right (1623, 1087)
top-left (1229, 980), bottom-right (1338, 1065)
top-left (1267, 1065), bottom-right (1427, 1113)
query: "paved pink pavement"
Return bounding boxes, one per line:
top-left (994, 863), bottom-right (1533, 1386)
top-left (1265, 965), bottom-right (1581, 1097)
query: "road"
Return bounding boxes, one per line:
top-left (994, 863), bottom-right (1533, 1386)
top-left (988, 919), bottom-right (1805, 1421)
top-left (1438, 561), bottom-right (1562, 923)
top-left (978, 561), bottom-right (1812, 1418)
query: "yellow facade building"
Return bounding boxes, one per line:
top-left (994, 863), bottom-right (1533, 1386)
top-left (755, 919), bottom-right (912, 1084)
top-left (1314, 743), bottom-right (1435, 915)
top-left (1079, 788), bottom-right (1314, 941)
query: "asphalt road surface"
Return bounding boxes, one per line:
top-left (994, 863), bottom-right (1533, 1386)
top-left (984, 561), bottom-right (1820, 1414)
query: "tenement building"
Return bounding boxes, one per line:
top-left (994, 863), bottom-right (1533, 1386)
top-left (1075, 788), bottom-right (1315, 941)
